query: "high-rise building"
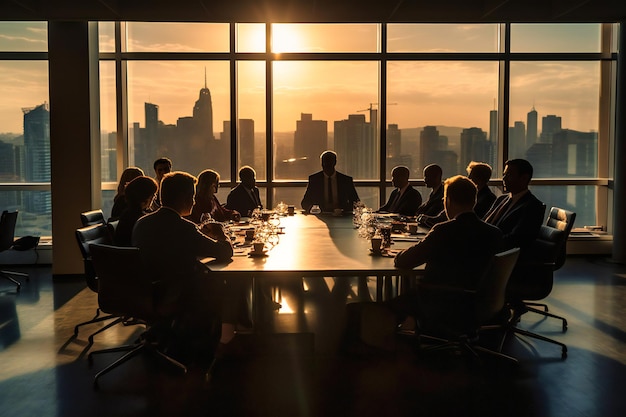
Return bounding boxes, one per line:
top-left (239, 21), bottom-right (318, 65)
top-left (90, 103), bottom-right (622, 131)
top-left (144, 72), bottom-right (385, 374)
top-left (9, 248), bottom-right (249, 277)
top-left (334, 113), bottom-right (377, 179)
top-left (460, 127), bottom-right (490, 173)
top-left (294, 113), bottom-right (328, 176)
top-left (489, 109), bottom-right (498, 143)
top-left (193, 75), bottom-right (215, 141)
top-left (541, 114), bottom-right (562, 142)
top-left (419, 125), bottom-right (440, 170)
top-left (509, 121), bottom-right (526, 159)
top-left (238, 119), bottom-right (255, 169)
top-left (387, 124), bottom-right (401, 158)
top-left (527, 106), bottom-right (538, 148)
top-left (23, 103), bottom-right (51, 214)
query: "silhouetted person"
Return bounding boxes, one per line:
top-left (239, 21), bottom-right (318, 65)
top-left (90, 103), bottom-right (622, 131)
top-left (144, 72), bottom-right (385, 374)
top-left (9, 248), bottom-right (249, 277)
top-left (151, 157), bottom-right (172, 211)
top-left (377, 165), bottom-right (422, 216)
top-left (393, 175), bottom-right (503, 329)
top-left (416, 164), bottom-right (444, 221)
top-left (225, 166), bottom-right (262, 217)
top-left (114, 176), bottom-right (158, 247)
top-left (467, 161), bottom-right (496, 219)
top-left (483, 158), bottom-right (545, 255)
top-left (110, 166), bottom-right (144, 220)
top-left (133, 171), bottom-right (233, 365)
top-left (301, 150), bottom-right (359, 213)
top-left (188, 169), bottom-right (241, 223)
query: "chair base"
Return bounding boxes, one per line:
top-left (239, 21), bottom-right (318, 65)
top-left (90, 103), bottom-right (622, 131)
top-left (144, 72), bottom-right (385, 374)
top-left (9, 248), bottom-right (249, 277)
top-left (505, 325), bottom-right (568, 359)
top-left (1, 270), bottom-right (29, 291)
top-left (88, 331), bottom-right (188, 389)
top-left (524, 304), bottom-right (568, 331)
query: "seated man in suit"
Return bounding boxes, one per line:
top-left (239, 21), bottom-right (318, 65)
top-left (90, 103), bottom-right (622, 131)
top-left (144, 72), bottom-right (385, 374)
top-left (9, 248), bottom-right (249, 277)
top-left (301, 150), bottom-right (360, 214)
top-left (393, 175), bottom-right (504, 329)
top-left (377, 165), bottom-right (422, 216)
top-left (467, 161), bottom-right (497, 219)
top-left (225, 166), bottom-right (263, 217)
top-left (416, 164), bottom-right (445, 227)
top-left (483, 158), bottom-right (545, 257)
top-left (133, 171), bottom-right (234, 363)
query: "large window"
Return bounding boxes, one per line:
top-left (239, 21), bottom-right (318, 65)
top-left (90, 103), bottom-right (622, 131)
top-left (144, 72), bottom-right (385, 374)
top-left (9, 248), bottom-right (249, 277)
top-left (0, 22), bottom-right (50, 236)
top-left (95, 22), bottom-right (613, 228)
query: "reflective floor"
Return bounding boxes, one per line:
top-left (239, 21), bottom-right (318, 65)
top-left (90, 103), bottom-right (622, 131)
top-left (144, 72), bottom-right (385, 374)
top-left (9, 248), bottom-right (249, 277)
top-left (1, 256), bottom-right (626, 417)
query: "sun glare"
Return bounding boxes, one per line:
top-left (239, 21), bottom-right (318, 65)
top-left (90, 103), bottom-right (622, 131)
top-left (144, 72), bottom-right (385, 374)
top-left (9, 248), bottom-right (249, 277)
top-left (272, 24), bottom-right (304, 53)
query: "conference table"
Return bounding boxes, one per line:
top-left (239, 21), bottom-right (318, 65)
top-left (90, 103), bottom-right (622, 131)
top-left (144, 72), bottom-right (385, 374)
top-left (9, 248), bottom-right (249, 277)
top-left (203, 213), bottom-right (426, 321)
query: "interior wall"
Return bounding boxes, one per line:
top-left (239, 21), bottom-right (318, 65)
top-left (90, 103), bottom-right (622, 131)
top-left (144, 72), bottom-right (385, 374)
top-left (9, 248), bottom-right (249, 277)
top-left (48, 21), bottom-right (95, 275)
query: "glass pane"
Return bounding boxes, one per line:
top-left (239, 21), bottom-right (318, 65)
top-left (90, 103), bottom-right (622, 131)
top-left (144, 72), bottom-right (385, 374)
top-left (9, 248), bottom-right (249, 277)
top-left (98, 22), bottom-right (115, 53)
top-left (511, 24), bottom-right (602, 53)
top-left (509, 62), bottom-right (600, 178)
top-left (388, 24), bottom-right (500, 53)
top-left (271, 24), bottom-right (379, 53)
top-left (0, 22), bottom-right (47, 52)
top-left (387, 61), bottom-right (499, 180)
top-left (531, 185), bottom-right (596, 229)
top-left (102, 189), bottom-right (115, 221)
top-left (126, 22), bottom-right (229, 52)
top-left (273, 61), bottom-right (379, 181)
top-left (0, 190), bottom-right (52, 236)
top-left (0, 61), bottom-right (49, 184)
top-left (127, 61), bottom-right (231, 180)
top-left (237, 61), bottom-right (266, 180)
top-left (100, 61), bottom-right (117, 183)
top-left (237, 23), bottom-right (265, 53)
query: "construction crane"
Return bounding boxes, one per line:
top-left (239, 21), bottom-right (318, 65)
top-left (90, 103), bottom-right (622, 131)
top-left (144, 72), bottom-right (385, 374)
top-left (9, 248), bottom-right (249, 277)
top-left (356, 102), bottom-right (397, 112)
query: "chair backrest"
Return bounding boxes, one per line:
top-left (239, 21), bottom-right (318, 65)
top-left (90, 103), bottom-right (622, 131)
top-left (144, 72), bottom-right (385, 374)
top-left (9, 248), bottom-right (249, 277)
top-left (476, 247), bottom-right (521, 324)
top-left (89, 243), bottom-right (154, 319)
top-left (75, 224), bottom-right (113, 292)
top-left (80, 209), bottom-right (106, 227)
top-left (542, 207), bottom-right (576, 270)
top-left (0, 210), bottom-right (19, 251)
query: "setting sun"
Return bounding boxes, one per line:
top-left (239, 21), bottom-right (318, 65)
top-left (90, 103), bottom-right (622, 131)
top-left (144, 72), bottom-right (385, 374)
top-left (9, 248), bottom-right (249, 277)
top-left (271, 24), bottom-right (305, 53)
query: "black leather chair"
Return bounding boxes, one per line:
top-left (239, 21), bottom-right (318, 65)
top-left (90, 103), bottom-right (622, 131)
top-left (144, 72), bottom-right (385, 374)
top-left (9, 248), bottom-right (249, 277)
top-left (73, 224), bottom-right (121, 337)
top-left (87, 244), bottom-right (187, 389)
top-left (504, 207), bottom-right (575, 358)
top-left (0, 210), bottom-right (30, 291)
top-left (418, 248), bottom-right (521, 364)
top-left (80, 209), bottom-right (106, 227)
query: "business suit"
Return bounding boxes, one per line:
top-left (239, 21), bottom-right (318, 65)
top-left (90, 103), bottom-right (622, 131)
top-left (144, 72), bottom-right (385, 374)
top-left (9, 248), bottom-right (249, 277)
top-left (394, 212), bottom-right (504, 328)
top-left (226, 183), bottom-right (262, 217)
top-left (379, 185), bottom-right (422, 216)
top-left (474, 186), bottom-right (497, 219)
top-left (301, 171), bottom-right (359, 212)
top-left (415, 183), bottom-right (444, 217)
top-left (484, 190), bottom-right (545, 253)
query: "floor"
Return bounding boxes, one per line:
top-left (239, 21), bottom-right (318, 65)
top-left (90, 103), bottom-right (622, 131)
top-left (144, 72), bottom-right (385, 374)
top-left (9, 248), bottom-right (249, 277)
top-left (1, 255), bottom-right (626, 417)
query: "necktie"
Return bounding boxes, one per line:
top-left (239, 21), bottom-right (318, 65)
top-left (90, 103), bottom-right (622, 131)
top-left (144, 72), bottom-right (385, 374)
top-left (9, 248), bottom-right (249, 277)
top-left (486, 197), bottom-right (512, 224)
top-left (328, 176), bottom-right (333, 208)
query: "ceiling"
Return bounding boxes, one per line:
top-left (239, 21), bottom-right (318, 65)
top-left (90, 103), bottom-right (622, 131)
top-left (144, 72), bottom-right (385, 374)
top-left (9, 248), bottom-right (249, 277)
top-left (1, 0), bottom-right (625, 23)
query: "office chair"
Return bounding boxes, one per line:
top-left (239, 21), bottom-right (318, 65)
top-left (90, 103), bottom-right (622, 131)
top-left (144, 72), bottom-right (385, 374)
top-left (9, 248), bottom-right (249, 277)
top-left (80, 209), bottom-right (106, 227)
top-left (417, 248), bottom-right (521, 364)
top-left (1, 210), bottom-right (30, 291)
top-left (504, 207), bottom-right (575, 358)
top-left (74, 224), bottom-right (122, 338)
top-left (87, 243), bottom-right (187, 389)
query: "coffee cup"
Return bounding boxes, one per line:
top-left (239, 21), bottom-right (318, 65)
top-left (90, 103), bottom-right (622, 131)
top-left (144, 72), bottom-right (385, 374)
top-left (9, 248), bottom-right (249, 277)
top-left (287, 205), bottom-right (295, 216)
top-left (371, 237), bottom-right (383, 252)
top-left (253, 242), bottom-right (265, 253)
top-left (407, 223), bottom-right (418, 234)
top-left (245, 229), bottom-right (255, 240)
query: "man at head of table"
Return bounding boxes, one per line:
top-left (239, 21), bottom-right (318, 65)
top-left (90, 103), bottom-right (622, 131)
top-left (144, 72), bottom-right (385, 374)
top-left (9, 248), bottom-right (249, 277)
top-left (392, 175), bottom-right (503, 329)
top-left (301, 150), bottom-right (360, 214)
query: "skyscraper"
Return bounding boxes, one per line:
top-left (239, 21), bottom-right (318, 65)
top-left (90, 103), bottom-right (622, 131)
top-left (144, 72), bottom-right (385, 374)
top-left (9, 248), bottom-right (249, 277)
top-left (334, 113), bottom-right (377, 179)
top-left (527, 106), bottom-right (538, 148)
top-left (193, 74), bottom-right (215, 141)
top-left (23, 103), bottom-right (50, 214)
top-left (460, 127), bottom-right (490, 172)
top-left (420, 125), bottom-right (440, 170)
top-left (294, 113), bottom-right (328, 176)
top-left (541, 114), bottom-right (562, 142)
top-left (489, 109), bottom-right (498, 143)
top-left (509, 121), bottom-right (526, 159)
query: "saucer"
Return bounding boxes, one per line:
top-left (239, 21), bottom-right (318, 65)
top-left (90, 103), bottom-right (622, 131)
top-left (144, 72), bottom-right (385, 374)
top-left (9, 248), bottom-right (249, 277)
top-left (369, 248), bottom-right (386, 256)
top-left (249, 250), bottom-right (268, 257)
